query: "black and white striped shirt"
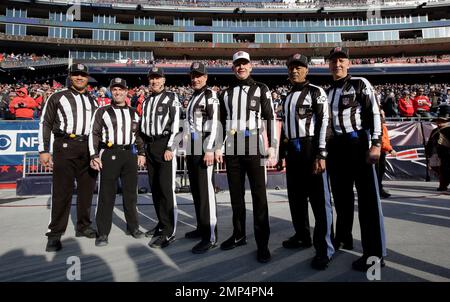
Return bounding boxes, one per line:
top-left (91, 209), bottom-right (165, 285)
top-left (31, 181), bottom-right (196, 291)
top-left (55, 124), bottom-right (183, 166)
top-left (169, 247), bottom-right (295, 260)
top-left (185, 87), bottom-right (220, 152)
top-left (219, 77), bottom-right (277, 147)
top-left (327, 75), bottom-right (382, 144)
top-left (140, 90), bottom-right (180, 150)
top-left (38, 87), bottom-right (98, 153)
top-left (282, 81), bottom-right (329, 150)
top-left (88, 104), bottom-right (145, 158)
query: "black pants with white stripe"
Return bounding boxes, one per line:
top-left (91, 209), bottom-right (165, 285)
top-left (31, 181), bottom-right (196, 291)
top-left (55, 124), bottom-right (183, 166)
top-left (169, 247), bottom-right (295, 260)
top-left (285, 138), bottom-right (334, 258)
top-left (225, 154), bottom-right (270, 250)
top-left (46, 138), bottom-right (97, 239)
top-left (186, 154), bottom-right (218, 243)
top-left (327, 132), bottom-right (386, 257)
top-left (96, 148), bottom-right (140, 236)
top-left (146, 137), bottom-right (177, 238)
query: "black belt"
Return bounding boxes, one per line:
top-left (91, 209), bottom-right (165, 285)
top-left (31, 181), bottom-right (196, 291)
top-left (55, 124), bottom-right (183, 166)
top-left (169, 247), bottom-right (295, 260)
top-left (143, 133), bottom-right (169, 143)
top-left (54, 133), bottom-right (88, 142)
top-left (100, 142), bottom-right (132, 150)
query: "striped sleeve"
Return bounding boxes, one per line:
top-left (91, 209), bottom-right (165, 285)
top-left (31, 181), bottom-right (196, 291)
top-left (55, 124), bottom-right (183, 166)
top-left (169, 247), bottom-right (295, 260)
top-left (167, 94), bottom-right (180, 151)
top-left (260, 84), bottom-right (277, 148)
top-left (88, 107), bottom-right (104, 158)
top-left (205, 90), bottom-right (220, 152)
top-left (312, 86), bottom-right (329, 151)
top-left (38, 92), bottom-right (58, 153)
top-left (360, 78), bottom-right (382, 144)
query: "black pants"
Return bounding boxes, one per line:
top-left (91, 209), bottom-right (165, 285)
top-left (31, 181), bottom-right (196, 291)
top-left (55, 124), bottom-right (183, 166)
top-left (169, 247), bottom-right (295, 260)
top-left (46, 138), bottom-right (97, 239)
top-left (285, 138), bottom-right (334, 258)
top-left (96, 148), bottom-right (140, 236)
top-left (146, 137), bottom-right (177, 238)
top-left (186, 154), bottom-right (218, 243)
top-left (438, 145), bottom-right (450, 188)
top-left (327, 132), bottom-right (386, 257)
top-left (376, 152), bottom-right (387, 192)
top-left (225, 154), bottom-right (270, 250)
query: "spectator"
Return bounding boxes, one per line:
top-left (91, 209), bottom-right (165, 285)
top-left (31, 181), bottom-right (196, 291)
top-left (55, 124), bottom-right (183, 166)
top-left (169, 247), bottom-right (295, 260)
top-left (398, 90), bottom-right (415, 117)
top-left (413, 88), bottom-right (432, 118)
top-left (438, 88), bottom-right (450, 118)
top-left (9, 87), bottom-right (37, 120)
top-left (382, 90), bottom-right (398, 117)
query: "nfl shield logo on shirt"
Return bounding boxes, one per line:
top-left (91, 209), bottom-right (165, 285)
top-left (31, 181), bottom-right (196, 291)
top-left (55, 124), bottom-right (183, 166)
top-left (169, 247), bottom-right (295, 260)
top-left (158, 106), bottom-right (163, 112)
top-left (298, 108), bottom-right (306, 115)
top-left (342, 98), bottom-right (350, 106)
top-left (250, 99), bottom-right (256, 107)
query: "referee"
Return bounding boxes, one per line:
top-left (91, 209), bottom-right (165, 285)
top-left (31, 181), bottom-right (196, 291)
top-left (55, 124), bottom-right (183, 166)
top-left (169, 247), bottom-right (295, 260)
top-left (279, 53), bottom-right (334, 270)
top-left (184, 62), bottom-right (219, 254)
top-left (326, 47), bottom-right (386, 271)
top-left (89, 78), bottom-right (146, 246)
top-left (140, 67), bottom-right (181, 249)
top-left (38, 64), bottom-right (98, 252)
top-left (216, 51), bottom-right (277, 263)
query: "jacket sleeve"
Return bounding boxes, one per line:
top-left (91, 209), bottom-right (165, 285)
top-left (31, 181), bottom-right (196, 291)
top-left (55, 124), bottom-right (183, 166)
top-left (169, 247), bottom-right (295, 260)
top-left (312, 87), bottom-right (329, 153)
top-left (38, 93), bottom-right (58, 153)
top-left (204, 89), bottom-right (220, 152)
top-left (260, 84), bottom-right (277, 148)
top-left (360, 79), bottom-right (382, 145)
top-left (167, 94), bottom-right (180, 151)
top-left (88, 108), bottom-right (103, 159)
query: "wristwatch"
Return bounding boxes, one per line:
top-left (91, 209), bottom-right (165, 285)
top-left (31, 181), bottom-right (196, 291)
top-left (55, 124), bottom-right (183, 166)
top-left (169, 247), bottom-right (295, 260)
top-left (317, 150), bottom-right (328, 160)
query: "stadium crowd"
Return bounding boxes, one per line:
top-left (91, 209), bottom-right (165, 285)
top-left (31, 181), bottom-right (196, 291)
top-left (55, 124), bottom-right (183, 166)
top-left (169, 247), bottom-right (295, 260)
top-left (1, 80), bottom-right (449, 120)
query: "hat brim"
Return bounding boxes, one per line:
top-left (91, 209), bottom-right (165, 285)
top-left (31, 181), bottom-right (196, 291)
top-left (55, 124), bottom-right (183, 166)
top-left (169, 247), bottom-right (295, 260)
top-left (69, 71), bottom-right (89, 76)
top-left (233, 58), bottom-right (250, 64)
top-left (110, 84), bottom-right (127, 89)
top-left (190, 70), bottom-right (207, 76)
top-left (287, 61), bottom-right (308, 68)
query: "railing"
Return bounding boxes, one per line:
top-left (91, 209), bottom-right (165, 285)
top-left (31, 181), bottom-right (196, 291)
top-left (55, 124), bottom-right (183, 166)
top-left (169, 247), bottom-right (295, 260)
top-left (22, 151), bottom-right (279, 177)
top-left (0, 58), bottom-right (68, 70)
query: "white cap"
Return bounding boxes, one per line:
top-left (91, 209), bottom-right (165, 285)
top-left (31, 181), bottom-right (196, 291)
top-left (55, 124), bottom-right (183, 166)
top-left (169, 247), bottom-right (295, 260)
top-left (232, 51), bottom-right (250, 63)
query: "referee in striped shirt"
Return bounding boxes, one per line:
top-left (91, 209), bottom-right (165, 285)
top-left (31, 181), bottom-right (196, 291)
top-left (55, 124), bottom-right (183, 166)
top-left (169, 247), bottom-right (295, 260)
top-left (38, 64), bottom-right (98, 252)
top-left (279, 53), bottom-right (334, 270)
top-left (326, 47), bottom-right (386, 272)
top-left (216, 51), bottom-right (277, 263)
top-left (140, 67), bottom-right (181, 249)
top-left (184, 62), bottom-right (220, 254)
top-left (89, 78), bottom-right (147, 246)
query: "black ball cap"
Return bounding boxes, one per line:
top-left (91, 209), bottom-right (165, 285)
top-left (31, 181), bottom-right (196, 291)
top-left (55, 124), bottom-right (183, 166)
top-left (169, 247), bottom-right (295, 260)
top-left (328, 47), bottom-right (349, 59)
top-left (190, 62), bottom-right (207, 75)
top-left (286, 53), bottom-right (308, 68)
top-left (109, 77), bottom-right (127, 89)
top-left (69, 63), bottom-right (89, 75)
top-left (147, 66), bottom-right (165, 77)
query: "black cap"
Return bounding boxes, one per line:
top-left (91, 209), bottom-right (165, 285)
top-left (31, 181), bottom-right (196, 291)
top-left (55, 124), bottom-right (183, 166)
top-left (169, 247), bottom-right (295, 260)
top-left (286, 53), bottom-right (308, 68)
top-left (109, 77), bottom-right (127, 89)
top-left (328, 47), bottom-right (349, 59)
top-left (147, 66), bottom-right (165, 77)
top-left (190, 62), bottom-right (207, 75)
top-left (69, 63), bottom-right (89, 75)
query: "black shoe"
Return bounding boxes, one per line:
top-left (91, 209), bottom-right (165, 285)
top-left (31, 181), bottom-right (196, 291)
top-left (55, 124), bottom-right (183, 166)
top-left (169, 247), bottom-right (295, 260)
top-left (333, 239), bottom-right (353, 251)
top-left (185, 229), bottom-right (201, 239)
top-left (257, 248), bottom-right (271, 263)
top-left (145, 225), bottom-right (163, 238)
top-left (282, 236), bottom-right (312, 249)
top-left (192, 240), bottom-right (217, 254)
top-left (75, 227), bottom-right (97, 239)
top-left (95, 235), bottom-right (108, 247)
top-left (126, 229), bottom-right (145, 239)
top-left (311, 255), bottom-right (331, 270)
top-left (46, 238), bottom-right (62, 252)
top-left (149, 235), bottom-right (175, 249)
top-left (220, 235), bottom-right (247, 250)
top-left (380, 190), bottom-right (391, 198)
top-left (352, 255), bottom-right (385, 272)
